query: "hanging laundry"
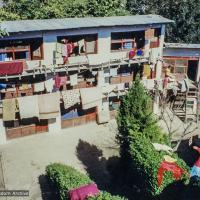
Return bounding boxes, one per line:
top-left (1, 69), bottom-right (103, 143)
top-left (78, 39), bottom-right (85, 54)
top-left (19, 84), bottom-right (30, 90)
top-left (3, 98), bottom-right (16, 121)
top-left (85, 40), bottom-right (95, 53)
top-left (102, 85), bottom-right (117, 95)
top-left (110, 68), bottom-right (118, 77)
top-left (145, 29), bottom-right (155, 40)
top-left (146, 79), bottom-right (155, 90)
top-left (61, 40), bottom-right (74, 64)
top-left (54, 75), bottom-right (61, 89)
top-left (62, 42), bottom-right (68, 57)
top-left (137, 49), bottom-right (143, 56)
top-left (45, 78), bottom-right (54, 93)
top-left (18, 95), bottom-right (39, 119)
top-left (61, 89), bottom-right (80, 109)
top-left (60, 76), bottom-right (67, 86)
top-left (0, 84), bottom-right (7, 90)
top-left (129, 49), bottom-right (136, 59)
top-left (97, 100), bottom-right (110, 124)
top-left (92, 71), bottom-right (98, 76)
top-left (0, 61), bottom-right (23, 75)
top-left (143, 64), bottom-right (151, 78)
top-left (67, 43), bottom-right (74, 55)
top-left (117, 83), bottom-right (125, 91)
top-left (70, 74), bottom-right (78, 86)
top-left (80, 87), bottom-right (102, 110)
top-left (38, 92), bottom-right (60, 119)
top-left (150, 48), bottom-right (159, 64)
top-left (34, 82), bottom-right (45, 92)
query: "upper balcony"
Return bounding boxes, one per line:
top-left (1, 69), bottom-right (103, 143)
top-left (0, 27), bottom-right (162, 78)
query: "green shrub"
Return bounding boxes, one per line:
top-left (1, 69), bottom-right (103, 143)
top-left (116, 76), bottom-right (189, 197)
top-left (46, 163), bottom-right (127, 200)
top-left (46, 163), bottom-right (92, 200)
top-left (88, 191), bottom-right (127, 200)
top-left (117, 77), bottom-right (169, 166)
top-left (128, 130), bottom-right (189, 196)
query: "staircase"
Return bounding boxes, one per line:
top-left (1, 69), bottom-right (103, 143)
top-left (172, 85), bottom-right (199, 123)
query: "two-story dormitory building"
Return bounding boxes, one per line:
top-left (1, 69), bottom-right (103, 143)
top-left (0, 15), bottom-right (173, 143)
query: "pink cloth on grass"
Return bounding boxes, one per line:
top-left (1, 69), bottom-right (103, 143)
top-left (69, 183), bottom-right (99, 200)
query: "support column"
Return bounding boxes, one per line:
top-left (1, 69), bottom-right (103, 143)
top-left (48, 115), bottom-right (62, 134)
top-left (156, 60), bottom-right (163, 80)
top-left (42, 34), bottom-right (57, 66)
top-left (0, 119), bottom-right (6, 144)
top-left (159, 25), bottom-right (165, 57)
top-left (144, 40), bottom-right (150, 58)
top-left (196, 57), bottom-right (200, 82)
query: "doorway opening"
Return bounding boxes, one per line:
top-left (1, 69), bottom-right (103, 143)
top-left (188, 60), bottom-right (198, 82)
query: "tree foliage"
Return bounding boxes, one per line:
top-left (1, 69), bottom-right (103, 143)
top-left (1, 0), bottom-right (200, 43)
top-left (117, 76), bottom-right (169, 162)
top-left (2, 0), bottom-right (88, 19)
top-left (1, 0), bottom-right (127, 20)
top-left (126, 0), bottom-right (200, 43)
top-left (116, 76), bottom-right (189, 197)
top-left (87, 0), bottom-right (128, 17)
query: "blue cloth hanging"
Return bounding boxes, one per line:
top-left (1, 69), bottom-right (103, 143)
top-left (0, 84), bottom-right (7, 90)
top-left (137, 49), bottom-right (143, 56)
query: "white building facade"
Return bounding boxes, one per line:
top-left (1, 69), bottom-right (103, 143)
top-left (0, 15), bottom-right (172, 142)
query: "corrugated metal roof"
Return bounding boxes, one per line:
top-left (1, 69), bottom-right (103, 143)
top-left (165, 43), bottom-right (200, 49)
top-left (1, 15), bottom-right (173, 33)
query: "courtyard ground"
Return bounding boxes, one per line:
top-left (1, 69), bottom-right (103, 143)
top-left (0, 111), bottom-right (199, 200)
top-left (0, 120), bottom-right (119, 200)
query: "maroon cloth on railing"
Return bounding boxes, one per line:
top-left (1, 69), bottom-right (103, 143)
top-left (0, 61), bottom-right (23, 75)
top-left (69, 183), bottom-right (100, 200)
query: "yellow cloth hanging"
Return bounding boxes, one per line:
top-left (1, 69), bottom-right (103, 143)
top-left (3, 98), bottom-right (16, 121)
top-left (19, 84), bottom-right (30, 90)
top-left (143, 64), bottom-right (151, 78)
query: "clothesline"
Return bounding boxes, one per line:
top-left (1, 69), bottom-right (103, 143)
top-left (2, 84), bottom-right (126, 122)
top-left (0, 57), bottom-right (149, 80)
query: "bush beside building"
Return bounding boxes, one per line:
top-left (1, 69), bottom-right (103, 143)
top-left (116, 76), bottom-right (189, 197)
